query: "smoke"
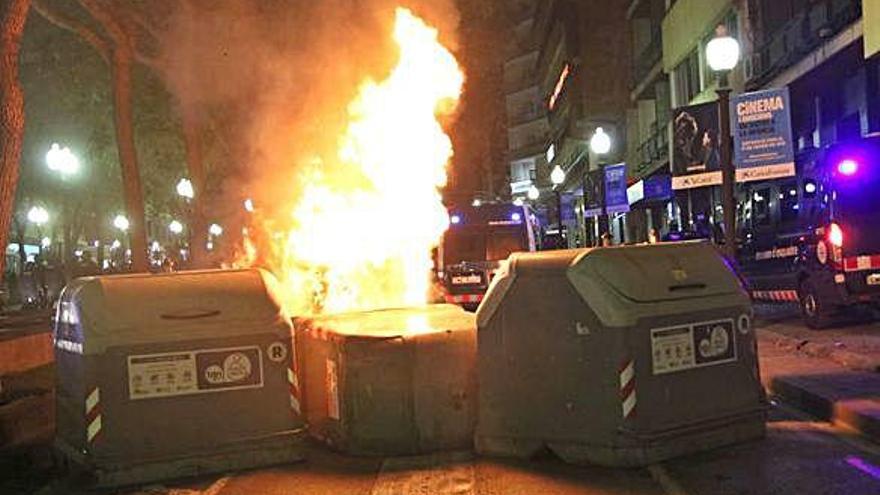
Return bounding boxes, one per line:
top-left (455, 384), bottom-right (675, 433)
top-left (158, 0), bottom-right (461, 218)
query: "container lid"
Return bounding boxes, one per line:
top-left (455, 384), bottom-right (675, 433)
top-left (57, 269), bottom-right (290, 353)
top-left (299, 304), bottom-right (474, 339)
top-left (477, 242), bottom-right (748, 328)
top-left (568, 242), bottom-right (741, 303)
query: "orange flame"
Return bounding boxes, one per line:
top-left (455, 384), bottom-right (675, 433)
top-left (239, 8), bottom-right (463, 316)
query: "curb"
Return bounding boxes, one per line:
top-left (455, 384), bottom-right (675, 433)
top-left (758, 328), bottom-right (880, 373)
top-left (766, 373), bottom-right (880, 445)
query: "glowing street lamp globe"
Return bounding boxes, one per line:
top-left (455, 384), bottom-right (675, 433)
top-left (208, 223), bottom-right (223, 236)
top-left (176, 178), bottom-right (195, 199)
top-left (527, 185), bottom-right (540, 201)
top-left (27, 206), bottom-right (49, 225)
top-left (41, 237), bottom-right (51, 248)
top-left (113, 214), bottom-right (130, 231)
top-left (590, 127), bottom-right (612, 155)
top-left (551, 165), bottom-right (566, 186)
top-left (46, 143), bottom-right (80, 177)
top-left (706, 33), bottom-right (741, 72)
top-left (169, 220), bottom-right (184, 234)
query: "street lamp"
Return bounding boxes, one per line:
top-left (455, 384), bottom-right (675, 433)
top-left (113, 214), bottom-right (130, 232)
top-left (590, 127), bottom-right (612, 155)
top-left (706, 26), bottom-right (741, 258)
top-left (244, 198), bottom-right (255, 213)
top-left (46, 143), bottom-right (80, 177)
top-left (527, 185), bottom-right (540, 201)
top-left (551, 165), bottom-right (566, 236)
top-left (176, 178), bottom-right (195, 200)
top-left (27, 206), bottom-right (49, 225)
top-left (169, 220), bottom-right (184, 234)
top-left (208, 223), bottom-right (223, 236)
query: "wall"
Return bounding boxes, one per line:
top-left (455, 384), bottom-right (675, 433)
top-left (866, 0), bottom-right (880, 59)
top-left (662, 0), bottom-right (731, 71)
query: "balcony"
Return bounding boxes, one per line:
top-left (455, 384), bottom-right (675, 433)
top-left (633, 119), bottom-right (669, 178)
top-left (631, 27), bottom-right (663, 89)
top-left (745, 0), bottom-right (862, 88)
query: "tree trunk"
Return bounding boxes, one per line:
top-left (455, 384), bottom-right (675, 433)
top-left (0, 0), bottom-right (31, 279)
top-left (110, 48), bottom-right (149, 272)
top-left (181, 106), bottom-right (208, 268)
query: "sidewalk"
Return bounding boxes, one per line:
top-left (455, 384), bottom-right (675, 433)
top-left (755, 302), bottom-right (880, 372)
top-left (758, 329), bottom-right (880, 443)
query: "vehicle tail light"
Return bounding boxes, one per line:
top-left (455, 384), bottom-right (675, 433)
top-left (829, 223), bottom-right (844, 248)
top-left (828, 222), bottom-right (844, 265)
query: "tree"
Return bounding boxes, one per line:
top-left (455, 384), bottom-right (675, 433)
top-left (34, 0), bottom-right (213, 269)
top-left (0, 0), bottom-right (32, 277)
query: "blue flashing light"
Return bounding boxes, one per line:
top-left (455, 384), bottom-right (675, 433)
top-left (511, 212), bottom-right (522, 222)
top-left (450, 214), bottom-right (461, 225)
top-left (838, 159), bottom-right (859, 176)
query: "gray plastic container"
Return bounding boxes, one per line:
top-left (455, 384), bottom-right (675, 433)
top-left (294, 304), bottom-right (476, 456)
top-left (53, 269), bottom-right (304, 487)
top-left (475, 242), bottom-right (766, 467)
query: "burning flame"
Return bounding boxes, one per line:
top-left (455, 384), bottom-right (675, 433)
top-left (240, 8), bottom-right (463, 315)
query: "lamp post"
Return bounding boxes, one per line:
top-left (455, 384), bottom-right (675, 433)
top-left (551, 165), bottom-right (566, 236)
top-left (589, 127), bottom-right (613, 244)
top-left (113, 215), bottom-right (130, 269)
top-left (706, 26), bottom-right (741, 258)
top-left (27, 206), bottom-right (49, 256)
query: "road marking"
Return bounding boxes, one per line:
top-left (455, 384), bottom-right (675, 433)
top-left (647, 464), bottom-right (691, 495)
top-left (371, 452), bottom-right (474, 495)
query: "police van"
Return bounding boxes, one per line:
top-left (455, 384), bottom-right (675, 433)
top-left (738, 134), bottom-right (880, 328)
top-left (438, 203), bottom-right (538, 309)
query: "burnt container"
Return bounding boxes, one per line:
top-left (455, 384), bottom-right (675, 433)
top-left (475, 243), bottom-right (766, 467)
top-left (294, 304), bottom-right (476, 456)
top-left (53, 269), bottom-right (304, 487)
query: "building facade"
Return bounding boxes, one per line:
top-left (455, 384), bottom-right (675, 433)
top-left (504, 0), bottom-right (630, 248)
top-left (503, 0), bottom-right (549, 205)
top-left (637, 0), bottom-right (879, 243)
top-left (625, 0), bottom-right (673, 243)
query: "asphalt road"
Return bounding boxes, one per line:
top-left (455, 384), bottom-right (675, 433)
top-left (6, 304), bottom-right (880, 495)
top-left (21, 398), bottom-right (871, 495)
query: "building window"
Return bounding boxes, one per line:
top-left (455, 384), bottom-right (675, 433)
top-left (673, 49), bottom-right (701, 105)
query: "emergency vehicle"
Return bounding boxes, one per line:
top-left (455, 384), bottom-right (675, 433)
top-left (738, 134), bottom-right (880, 328)
top-left (438, 203), bottom-right (538, 309)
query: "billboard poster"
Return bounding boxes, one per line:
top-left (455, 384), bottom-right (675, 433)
top-left (671, 101), bottom-right (721, 190)
top-left (583, 169), bottom-right (604, 218)
top-left (732, 88), bottom-right (796, 182)
top-left (604, 163), bottom-right (630, 214)
top-left (644, 174), bottom-right (673, 201)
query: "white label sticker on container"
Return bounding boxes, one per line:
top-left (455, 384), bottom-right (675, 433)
top-left (651, 319), bottom-right (736, 375)
top-left (326, 359), bottom-right (340, 420)
top-left (127, 346), bottom-right (264, 400)
top-left (267, 342), bottom-right (288, 363)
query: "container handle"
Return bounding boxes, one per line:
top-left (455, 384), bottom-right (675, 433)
top-left (160, 309), bottom-right (221, 320)
top-left (668, 283), bottom-right (707, 292)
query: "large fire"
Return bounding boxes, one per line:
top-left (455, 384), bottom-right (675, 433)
top-left (239, 8), bottom-right (464, 316)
